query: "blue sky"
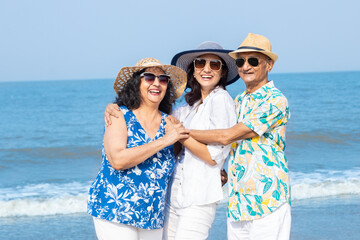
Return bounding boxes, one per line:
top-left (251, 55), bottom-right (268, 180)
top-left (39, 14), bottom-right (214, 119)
top-left (1, 0), bottom-right (359, 82)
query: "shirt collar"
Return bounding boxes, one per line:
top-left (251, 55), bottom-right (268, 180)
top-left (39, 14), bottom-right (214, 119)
top-left (204, 86), bottom-right (223, 103)
top-left (242, 81), bottom-right (275, 99)
top-left (193, 85), bottom-right (223, 108)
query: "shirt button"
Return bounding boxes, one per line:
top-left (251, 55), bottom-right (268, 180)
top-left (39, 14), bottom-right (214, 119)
top-left (150, 183), bottom-right (155, 187)
top-left (147, 206), bottom-right (152, 211)
top-left (151, 173), bottom-right (155, 179)
top-left (153, 157), bottom-right (158, 162)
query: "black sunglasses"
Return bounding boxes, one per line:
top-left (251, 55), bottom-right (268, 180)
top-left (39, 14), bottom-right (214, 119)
top-left (140, 72), bottom-right (170, 85)
top-left (235, 57), bottom-right (260, 68)
top-left (193, 58), bottom-right (222, 71)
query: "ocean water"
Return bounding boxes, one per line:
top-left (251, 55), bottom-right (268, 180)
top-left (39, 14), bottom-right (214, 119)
top-left (0, 71), bottom-right (359, 239)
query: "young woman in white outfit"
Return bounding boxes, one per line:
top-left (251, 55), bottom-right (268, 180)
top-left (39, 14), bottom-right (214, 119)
top-left (104, 42), bottom-right (239, 240)
top-left (162, 42), bottom-right (239, 240)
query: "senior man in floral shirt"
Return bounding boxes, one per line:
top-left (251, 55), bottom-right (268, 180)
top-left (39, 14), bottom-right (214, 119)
top-left (190, 33), bottom-right (291, 240)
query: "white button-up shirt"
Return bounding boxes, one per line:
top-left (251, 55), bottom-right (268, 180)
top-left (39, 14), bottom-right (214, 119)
top-left (172, 86), bottom-right (236, 207)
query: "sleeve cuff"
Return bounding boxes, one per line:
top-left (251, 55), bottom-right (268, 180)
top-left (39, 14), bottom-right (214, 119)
top-left (207, 144), bottom-right (231, 164)
top-left (242, 120), bottom-right (267, 136)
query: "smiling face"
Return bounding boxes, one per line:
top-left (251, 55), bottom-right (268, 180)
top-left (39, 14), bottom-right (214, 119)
top-left (139, 67), bottom-right (168, 105)
top-left (236, 52), bottom-right (274, 92)
top-left (193, 54), bottom-right (223, 96)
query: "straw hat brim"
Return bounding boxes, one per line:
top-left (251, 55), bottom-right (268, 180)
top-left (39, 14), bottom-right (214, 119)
top-left (114, 64), bottom-right (187, 102)
top-left (171, 49), bottom-right (240, 86)
top-left (229, 49), bottom-right (278, 62)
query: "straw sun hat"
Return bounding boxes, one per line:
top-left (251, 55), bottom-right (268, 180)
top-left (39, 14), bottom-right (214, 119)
top-left (171, 41), bottom-right (240, 85)
top-left (229, 33), bottom-right (278, 62)
top-left (113, 57), bottom-right (187, 102)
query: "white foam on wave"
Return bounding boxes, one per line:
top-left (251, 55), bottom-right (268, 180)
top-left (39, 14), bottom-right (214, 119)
top-left (0, 194), bottom-right (87, 217)
top-left (0, 182), bottom-right (89, 201)
top-left (1, 168), bottom-right (360, 217)
top-left (290, 168), bottom-right (360, 200)
top-left (0, 182), bottom-right (89, 217)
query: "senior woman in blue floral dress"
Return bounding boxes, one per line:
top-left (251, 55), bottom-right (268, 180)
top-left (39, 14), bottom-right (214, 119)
top-left (87, 58), bottom-right (189, 240)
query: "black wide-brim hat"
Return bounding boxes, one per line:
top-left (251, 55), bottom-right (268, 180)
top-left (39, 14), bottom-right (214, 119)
top-left (171, 41), bottom-right (240, 85)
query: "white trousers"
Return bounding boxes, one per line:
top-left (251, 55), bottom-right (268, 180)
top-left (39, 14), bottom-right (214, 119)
top-left (93, 217), bottom-right (163, 240)
top-left (162, 177), bottom-right (217, 240)
top-left (162, 202), bottom-right (217, 240)
top-left (227, 203), bottom-right (291, 240)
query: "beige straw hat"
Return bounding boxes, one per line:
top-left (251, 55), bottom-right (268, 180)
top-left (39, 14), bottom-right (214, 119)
top-left (114, 57), bottom-right (187, 101)
top-left (229, 33), bottom-right (278, 62)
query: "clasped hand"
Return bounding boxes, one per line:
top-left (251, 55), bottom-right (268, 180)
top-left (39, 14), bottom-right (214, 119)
top-left (164, 116), bottom-right (190, 144)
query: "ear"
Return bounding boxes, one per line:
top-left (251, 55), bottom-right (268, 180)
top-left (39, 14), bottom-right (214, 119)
top-left (266, 59), bottom-right (274, 72)
top-left (221, 69), bottom-right (227, 79)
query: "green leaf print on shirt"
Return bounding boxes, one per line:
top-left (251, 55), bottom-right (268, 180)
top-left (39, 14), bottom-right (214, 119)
top-left (254, 195), bottom-right (263, 204)
top-left (262, 155), bottom-right (274, 166)
top-left (263, 178), bottom-right (273, 194)
top-left (236, 165), bottom-right (245, 182)
top-left (246, 205), bottom-right (257, 216)
top-left (272, 190), bottom-right (280, 200)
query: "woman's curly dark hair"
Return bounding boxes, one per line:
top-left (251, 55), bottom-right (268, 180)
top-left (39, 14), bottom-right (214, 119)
top-left (115, 68), bottom-right (175, 114)
top-left (185, 57), bottom-right (229, 106)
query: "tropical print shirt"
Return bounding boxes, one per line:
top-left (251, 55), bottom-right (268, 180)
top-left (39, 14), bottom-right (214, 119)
top-left (87, 106), bottom-right (175, 229)
top-left (228, 81), bottom-right (291, 221)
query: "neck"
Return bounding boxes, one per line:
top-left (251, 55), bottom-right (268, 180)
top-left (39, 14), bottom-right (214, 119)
top-left (134, 103), bottom-right (160, 120)
top-left (245, 79), bottom-right (268, 94)
top-left (201, 87), bottom-right (215, 101)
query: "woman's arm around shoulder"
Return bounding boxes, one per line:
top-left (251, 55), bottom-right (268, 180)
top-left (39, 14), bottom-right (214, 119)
top-left (104, 103), bottom-right (120, 127)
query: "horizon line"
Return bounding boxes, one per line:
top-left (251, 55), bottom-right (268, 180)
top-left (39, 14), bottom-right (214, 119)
top-left (1, 69), bottom-right (359, 83)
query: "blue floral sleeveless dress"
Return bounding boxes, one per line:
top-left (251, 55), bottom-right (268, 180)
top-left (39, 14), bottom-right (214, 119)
top-left (87, 106), bottom-right (175, 229)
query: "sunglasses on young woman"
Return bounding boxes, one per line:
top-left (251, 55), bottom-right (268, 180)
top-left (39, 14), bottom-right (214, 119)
top-left (193, 58), bottom-right (223, 71)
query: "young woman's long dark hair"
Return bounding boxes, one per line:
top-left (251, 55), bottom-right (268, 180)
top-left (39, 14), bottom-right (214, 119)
top-left (185, 57), bottom-right (228, 106)
top-left (115, 69), bottom-right (175, 114)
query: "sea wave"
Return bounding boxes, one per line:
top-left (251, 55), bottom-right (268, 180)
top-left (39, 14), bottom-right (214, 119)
top-left (1, 169), bottom-right (360, 217)
top-left (0, 182), bottom-right (89, 217)
top-left (290, 168), bottom-right (360, 200)
top-left (0, 182), bottom-right (89, 201)
top-left (0, 194), bottom-right (87, 217)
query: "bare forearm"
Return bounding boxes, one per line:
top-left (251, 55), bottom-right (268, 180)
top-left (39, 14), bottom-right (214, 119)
top-left (108, 138), bottom-right (170, 170)
top-left (190, 123), bottom-right (258, 145)
top-left (228, 123), bottom-right (258, 143)
top-left (189, 129), bottom-right (229, 145)
top-left (181, 137), bottom-right (216, 166)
